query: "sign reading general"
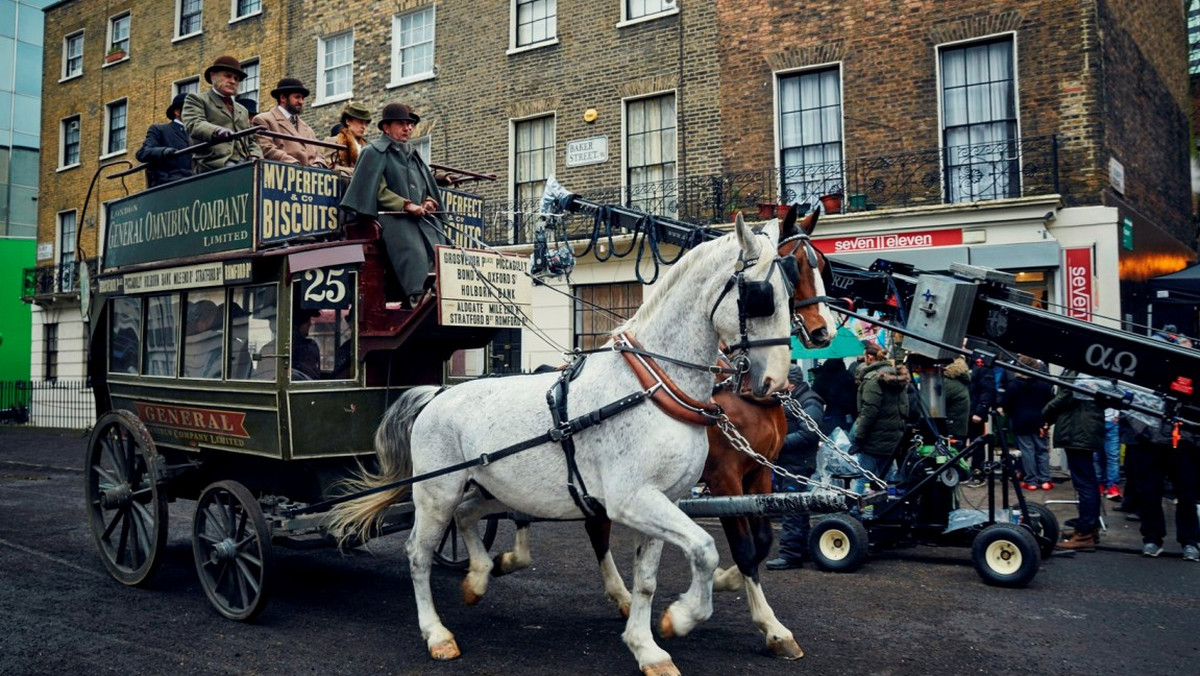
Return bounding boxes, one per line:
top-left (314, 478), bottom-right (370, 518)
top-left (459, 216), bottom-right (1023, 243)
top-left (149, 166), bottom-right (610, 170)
top-left (814, 229), bottom-right (963, 254)
top-left (258, 162), bottom-right (341, 244)
top-left (103, 163), bottom-right (255, 271)
top-left (435, 246), bottom-right (531, 328)
top-left (441, 190), bottom-right (485, 248)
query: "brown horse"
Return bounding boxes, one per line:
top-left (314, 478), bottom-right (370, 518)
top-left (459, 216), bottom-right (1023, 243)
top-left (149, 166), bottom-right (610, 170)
top-left (486, 205), bottom-right (833, 660)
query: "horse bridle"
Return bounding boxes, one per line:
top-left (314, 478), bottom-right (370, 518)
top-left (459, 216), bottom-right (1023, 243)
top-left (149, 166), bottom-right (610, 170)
top-left (778, 231), bottom-right (843, 345)
top-left (708, 247), bottom-right (797, 378)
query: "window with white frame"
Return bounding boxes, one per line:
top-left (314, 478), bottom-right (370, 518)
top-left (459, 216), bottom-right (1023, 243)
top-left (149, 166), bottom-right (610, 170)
top-left (238, 60), bottom-right (260, 103)
top-left (63, 31), bottom-right (83, 79)
top-left (778, 67), bottom-right (843, 209)
top-left (104, 99), bottom-right (128, 156)
top-left (57, 211), bottom-right (77, 294)
top-left (514, 115), bottom-right (555, 217)
top-left (176, 0), bottom-right (203, 38)
top-left (391, 7), bottom-right (434, 85)
top-left (318, 31), bottom-right (354, 101)
top-left (514, 0), bottom-right (556, 48)
top-left (233, 0), bottom-right (262, 21)
top-left (939, 37), bottom-right (1018, 203)
top-left (625, 94), bottom-right (677, 215)
top-left (108, 13), bottom-right (130, 55)
top-left (60, 116), bottom-right (81, 168)
top-left (624, 0), bottom-right (676, 23)
top-left (174, 77), bottom-right (200, 96)
top-left (44, 323), bottom-right (59, 382)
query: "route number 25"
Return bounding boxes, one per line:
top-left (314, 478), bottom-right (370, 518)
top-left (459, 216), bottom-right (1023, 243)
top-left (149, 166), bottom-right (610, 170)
top-left (300, 267), bottom-right (351, 309)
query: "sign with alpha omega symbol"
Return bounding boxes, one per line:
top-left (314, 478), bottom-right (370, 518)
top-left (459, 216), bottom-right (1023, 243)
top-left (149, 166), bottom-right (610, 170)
top-left (435, 246), bottom-right (532, 328)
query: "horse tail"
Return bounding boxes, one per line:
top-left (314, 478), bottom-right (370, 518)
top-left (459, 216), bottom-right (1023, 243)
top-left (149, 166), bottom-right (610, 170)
top-left (328, 386), bottom-right (442, 548)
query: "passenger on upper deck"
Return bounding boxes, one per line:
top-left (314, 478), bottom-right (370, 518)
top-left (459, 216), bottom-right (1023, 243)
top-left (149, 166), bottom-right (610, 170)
top-left (252, 78), bottom-right (328, 169)
top-left (135, 93), bottom-right (193, 188)
top-left (340, 102), bottom-right (448, 309)
top-left (182, 55), bottom-right (263, 173)
top-left (324, 102), bottom-right (371, 177)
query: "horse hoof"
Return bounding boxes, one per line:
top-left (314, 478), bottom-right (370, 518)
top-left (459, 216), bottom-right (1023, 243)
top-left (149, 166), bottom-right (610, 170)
top-left (767, 637), bottom-right (805, 660)
top-left (618, 602), bottom-right (631, 620)
top-left (461, 578), bottom-right (482, 606)
top-left (641, 660), bottom-right (681, 676)
top-left (429, 639), bottom-right (461, 660)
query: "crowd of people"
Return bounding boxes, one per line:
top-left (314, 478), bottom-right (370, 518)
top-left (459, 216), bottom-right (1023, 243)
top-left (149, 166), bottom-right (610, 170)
top-left (764, 339), bottom-right (1199, 569)
top-left (135, 54), bottom-right (450, 308)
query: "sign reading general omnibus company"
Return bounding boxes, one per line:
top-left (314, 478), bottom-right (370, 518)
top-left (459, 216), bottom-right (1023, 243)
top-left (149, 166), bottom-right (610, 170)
top-left (103, 164), bottom-right (255, 271)
top-left (435, 246), bottom-right (531, 328)
top-left (814, 229), bottom-right (963, 253)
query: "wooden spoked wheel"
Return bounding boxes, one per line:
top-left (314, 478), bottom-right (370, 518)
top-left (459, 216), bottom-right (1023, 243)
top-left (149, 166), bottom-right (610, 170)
top-left (192, 480), bottom-right (276, 621)
top-left (85, 410), bottom-right (168, 586)
top-left (433, 514), bottom-right (500, 570)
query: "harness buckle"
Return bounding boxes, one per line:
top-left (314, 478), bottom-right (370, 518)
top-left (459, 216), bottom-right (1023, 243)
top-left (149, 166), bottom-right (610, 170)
top-left (549, 422), bottom-right (574, 442)
top-left (479, 452), bottom-right (492, 466)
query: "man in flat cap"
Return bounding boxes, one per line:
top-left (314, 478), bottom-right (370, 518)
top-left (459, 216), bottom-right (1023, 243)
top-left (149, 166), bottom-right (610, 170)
top-left (181, 55), bottom-right (263, 173)
top-left (135, 93), bottom-right (193, 188)
top-left (341, 103), bottom-right (448, 308)
top-left (252, 77), bottom-right (328, 168)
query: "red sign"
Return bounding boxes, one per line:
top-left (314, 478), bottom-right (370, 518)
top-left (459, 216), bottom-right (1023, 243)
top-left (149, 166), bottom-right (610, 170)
top-left (1063, 247), bottom-right (1094, 321)
top-left (134, 402), bottom-right (250, 438)
top-left (813, 229), bottom-right (963, 254)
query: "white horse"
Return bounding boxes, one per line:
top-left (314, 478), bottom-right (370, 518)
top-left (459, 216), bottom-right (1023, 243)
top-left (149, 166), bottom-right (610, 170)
top-left (329, 215), bottom-right (793, 676)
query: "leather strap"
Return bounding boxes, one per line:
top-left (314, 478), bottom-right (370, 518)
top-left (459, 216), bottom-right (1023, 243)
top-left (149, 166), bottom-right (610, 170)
top-left (618, 332), bottom-right (721, 426)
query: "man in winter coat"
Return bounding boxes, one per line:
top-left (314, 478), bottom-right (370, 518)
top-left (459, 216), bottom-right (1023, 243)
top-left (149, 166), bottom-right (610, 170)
top-left (135, 93), bottom-right (193, 188)
top-left (181, 55), bottom-right (263, 173)
top-left (812, 358), bottom-right (857, 435)
top-left (766, 365), bottom-right (826, 570)
top-left (941, 356), bottom-right (971, 440)
top-left (1000, 355), bottom-right (1054, 490)
top-left (852, 343), bottom-right (911, 488)
top-left (1043, 370), bottom-right (1106, 550)
top-left (251, 78), bottom-right (329, 168)
top-left (966, 355), bottom-right (997, 486)
top-left (340, 102), bottom-right (448, 308)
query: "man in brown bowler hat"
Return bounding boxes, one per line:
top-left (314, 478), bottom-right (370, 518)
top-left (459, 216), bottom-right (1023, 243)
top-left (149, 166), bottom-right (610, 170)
top-left (341, 103), bottom-right (447, 308)
top-left (252, 77), bottom-right (328, 168)
top-left (181, 55), bottom-right (263, 173)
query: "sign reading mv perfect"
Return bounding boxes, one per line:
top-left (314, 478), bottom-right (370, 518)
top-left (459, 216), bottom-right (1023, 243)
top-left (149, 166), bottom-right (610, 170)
top-left (435, 247), bottom-right (532, 328)
top-left (258, 162), bottom-right (341, 244)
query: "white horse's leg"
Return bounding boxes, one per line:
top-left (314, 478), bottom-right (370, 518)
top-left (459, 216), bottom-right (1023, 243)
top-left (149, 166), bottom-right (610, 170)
top-left (454, 493), bottom-right (503, 606)
top-left (742, 576), bottom-right (804, 659)
top-left (712, 565), bottom-right (744, 592)
top-left (407, 478), bottom-right (467, 660)
top-left (599, 550), bottom-right (633, 618)
top-left (622, 534), bottom-right (676, 676)
top-left (610, 488), bottom-right (718, 642)
top-left (492, 521), bottom-right (533, 576)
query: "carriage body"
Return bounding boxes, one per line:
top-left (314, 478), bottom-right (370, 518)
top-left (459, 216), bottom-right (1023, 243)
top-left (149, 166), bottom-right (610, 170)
top-left (85, 161), bottom-right (505, 617)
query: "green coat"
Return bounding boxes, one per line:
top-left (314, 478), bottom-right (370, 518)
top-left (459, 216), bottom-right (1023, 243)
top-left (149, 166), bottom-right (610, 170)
top-left (341, 137), bottom-right (448, 299)
top-left (942, 358), bottom-right (971, 438)
top-left (853, 360), bottom-right (911, 458)
top-left (181, 89), bottom-right (262, 173)
top-left (1042, 371), bottom-right (1105, 451)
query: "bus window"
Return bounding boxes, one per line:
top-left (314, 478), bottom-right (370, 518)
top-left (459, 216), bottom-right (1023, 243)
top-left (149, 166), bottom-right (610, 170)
top-left (143, 295), bottom-right (180, 376)
top-left (182, 289), bottom-right (226, 379)
top-left (109, 297), bottom-right (142, 374)
top-left (228, 285), bottom-right (278, 381)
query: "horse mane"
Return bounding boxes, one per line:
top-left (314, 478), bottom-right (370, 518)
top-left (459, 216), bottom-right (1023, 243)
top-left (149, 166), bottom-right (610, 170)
top-left (614, 222), bottom-right (777, 338)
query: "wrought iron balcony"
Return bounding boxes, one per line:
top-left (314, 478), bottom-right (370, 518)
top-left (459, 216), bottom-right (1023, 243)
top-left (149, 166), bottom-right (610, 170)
top-left (479, 134), bottom-right (1058, 246)
top-left (21, 259), bottom-right (98, 303)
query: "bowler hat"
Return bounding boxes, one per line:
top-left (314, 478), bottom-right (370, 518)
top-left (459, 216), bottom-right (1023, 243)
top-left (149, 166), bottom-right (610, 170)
top-left (270, 77), bottom-right (310, 100)
top-left (166, 92), bottom-right (189, 120)
top-left (377, 102), bottom-right (420, 130)
top-left (204, 55), bottom-right (248, 83)
top-left (340, 102), bottom-right (372, 124)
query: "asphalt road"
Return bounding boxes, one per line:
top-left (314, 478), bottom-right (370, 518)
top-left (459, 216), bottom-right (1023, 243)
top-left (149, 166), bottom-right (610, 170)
top-left (1, 426), bottom-right (1197, 676)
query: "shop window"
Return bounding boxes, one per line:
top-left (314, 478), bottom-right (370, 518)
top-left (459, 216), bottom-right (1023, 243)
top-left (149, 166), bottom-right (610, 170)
top-left (110, 296), bottom-right (143, 374)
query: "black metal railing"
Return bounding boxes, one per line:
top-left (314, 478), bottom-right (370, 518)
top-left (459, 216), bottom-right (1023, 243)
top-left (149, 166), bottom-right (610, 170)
top-left (478, 134), bottom-right (1058, 245)
top-left (21, 259), bottom-right (99, 300)
top-left (0, 379), bottom-right (94, 429)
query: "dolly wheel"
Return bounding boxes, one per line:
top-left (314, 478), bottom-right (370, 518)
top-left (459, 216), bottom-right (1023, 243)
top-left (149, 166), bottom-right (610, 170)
top-left (1019, 502), bottom-right (1060, 559)
top-left (808, 513), bottom-right (869, 573)
top-left (972, 523), bottom-right (1040, 588)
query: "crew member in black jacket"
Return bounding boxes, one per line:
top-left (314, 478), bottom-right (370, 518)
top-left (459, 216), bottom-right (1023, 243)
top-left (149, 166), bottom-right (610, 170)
top-left (135, 93), bottom-right (193, 188)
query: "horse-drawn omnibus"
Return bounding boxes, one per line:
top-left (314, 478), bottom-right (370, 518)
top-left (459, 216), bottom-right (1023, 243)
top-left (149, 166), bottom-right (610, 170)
top-left (84, 160), bottom-right (521, 619)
